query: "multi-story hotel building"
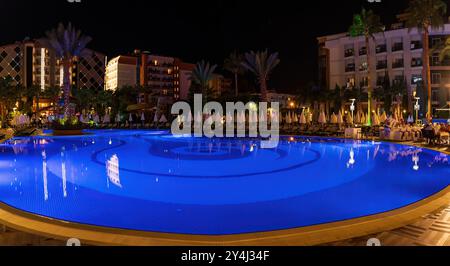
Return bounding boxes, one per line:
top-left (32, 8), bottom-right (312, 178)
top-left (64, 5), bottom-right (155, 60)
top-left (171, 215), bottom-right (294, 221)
top-left (105, 55), bottom-right (137, 91)
top-left (105, 51), bottom-right (196, 104)
top-left (318, 16), bottom-right (450, 114)
top-left (0, 39), bottom-right (106, 91)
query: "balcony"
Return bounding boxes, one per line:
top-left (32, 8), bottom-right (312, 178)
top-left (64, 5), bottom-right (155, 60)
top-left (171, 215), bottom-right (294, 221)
top-left (359, 64), bottom-right (368, 72)
top-left (344, 49), bottom-right (355, 58)
top-left (392, 60), bottom-right (404, 69)
top-left (410, 41), bottom-right (422, 50)
top-left (359, 47), bottom-right (367, 56)
top-left (376, 61), bottom-right (387, 70)
top-left (393, 77), bottom-right (405, 85)
top-left (345, 64), bottom-right (355, 72)
top-left (411, 59), bottom-right (423, 67)
top-left (376, 44), bottom-right (387, 54)
top-left (392, 43), bottom-right (403, 52)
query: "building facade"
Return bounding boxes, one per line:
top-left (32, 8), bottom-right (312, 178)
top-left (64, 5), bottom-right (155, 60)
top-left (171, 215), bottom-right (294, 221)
top-left (105, 55), bottom-right (137, 91)
top-left (318, 17), bottom-right (450, 115)
top-left (0, 39), bottom-right (106, 91)
top-left (105, 50), bottom-right (196, 104)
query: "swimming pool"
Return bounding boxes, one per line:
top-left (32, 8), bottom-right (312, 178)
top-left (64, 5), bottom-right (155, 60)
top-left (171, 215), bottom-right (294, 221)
top-left (0, 130), bottom-right (449, 235)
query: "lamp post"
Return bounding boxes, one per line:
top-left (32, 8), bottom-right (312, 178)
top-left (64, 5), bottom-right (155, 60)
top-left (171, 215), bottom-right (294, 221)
top-left (414, 97), bottom-right (420, 124)
top-left (350, 99), bottom-right (356, 125)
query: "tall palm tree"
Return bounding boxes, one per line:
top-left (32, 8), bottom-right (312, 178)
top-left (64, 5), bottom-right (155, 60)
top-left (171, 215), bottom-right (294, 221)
top-left (224, 52), bottom-right (245, 97)
top-left (41, 23), bottom-right (92, 117)
top-left (349, 8), bottom-right (385, 126)
top-left (405, 0), bottom-right (447, 118)
top-left (189, 60), bottom-right (217, 101)
top-left (241, 50), bottom-right (280, 102)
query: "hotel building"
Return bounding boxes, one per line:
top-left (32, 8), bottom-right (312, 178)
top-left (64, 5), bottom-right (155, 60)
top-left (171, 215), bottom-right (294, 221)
top-left (318, 16), bottom-right (450, 114)
top-left (105, 51), bottom-right (196, 104)
top-left (105, 55), bottom-right (137, 91)
top-left (0, 39), bottom-right (106, 91)
top-left (0, 39), bottom-right (106, 113)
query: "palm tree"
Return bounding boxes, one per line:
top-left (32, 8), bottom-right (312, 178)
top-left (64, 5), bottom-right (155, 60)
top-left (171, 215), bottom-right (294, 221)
top-left (349, 8), bottom-right (385, 126)
top-left (405, 0), bottom-right (447, 118)
top-left (224, 52), bottom-right (245, 97)
top-left (189, 60), bottom-right (217, 102)
top-left (241, 50), bottom-right (280, 102)
top-left (41, 23), bottom-right (92, 117)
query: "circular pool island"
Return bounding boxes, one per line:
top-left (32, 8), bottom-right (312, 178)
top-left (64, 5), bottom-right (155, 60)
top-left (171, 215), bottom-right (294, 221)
top-left (0, 130), bottom-right (449, 245)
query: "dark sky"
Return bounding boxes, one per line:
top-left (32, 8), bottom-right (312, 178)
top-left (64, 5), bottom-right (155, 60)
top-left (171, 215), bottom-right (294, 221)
top-left (0, 0), bottom-right (410, 92)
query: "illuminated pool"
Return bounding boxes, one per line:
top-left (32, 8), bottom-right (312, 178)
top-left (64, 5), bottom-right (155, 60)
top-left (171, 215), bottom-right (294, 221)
top-left (0, 130), bottom-right (449, 235)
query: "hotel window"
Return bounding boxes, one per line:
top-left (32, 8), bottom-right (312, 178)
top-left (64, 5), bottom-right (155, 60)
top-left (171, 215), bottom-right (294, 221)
top-left (359, 62), bottom-right (368, 72)
top-left (432, 38), bottom-right (442, 47)
top-left (345, 60), bottom-right (355, 72)
top-left (392, 58), bottom-right (404, 69)
top-left (431, 73), bottom-right (441, 84)
top-left (411, 57), bottom-right (422, 67)
top-left (359, 46), bottom-right (367, 56)
top-left (410, 40), bottom-right (422, 50)
top-left (376, 43), bottom-right (387, 53)
top-left (376, 58), bottom-right (387, 70)
top-left (392, 39), bottom-right (403, 52)
top-left (411, 74), bottom-right (423, 85)
top-left (344, 45), bottom-right (354, 57)
top-left (431, 55), bottom-right (440, 66)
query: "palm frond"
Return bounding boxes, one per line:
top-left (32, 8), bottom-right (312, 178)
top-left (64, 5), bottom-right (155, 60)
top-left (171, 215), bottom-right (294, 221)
top-left (242, 50), bottom-right (280, 83)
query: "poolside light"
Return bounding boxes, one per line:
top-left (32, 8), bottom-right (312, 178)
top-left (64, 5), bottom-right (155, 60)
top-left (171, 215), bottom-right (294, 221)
top-left (414, 97), bottom-right (420, 123)
top-left (349, 99), bottom-right (356, 126)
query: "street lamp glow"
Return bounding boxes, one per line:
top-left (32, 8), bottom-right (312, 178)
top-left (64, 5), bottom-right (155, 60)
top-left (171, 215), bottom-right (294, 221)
top-left (349, 99), bottom-right (356, 125)
top-left (414, 97), bottom-right (420, 124)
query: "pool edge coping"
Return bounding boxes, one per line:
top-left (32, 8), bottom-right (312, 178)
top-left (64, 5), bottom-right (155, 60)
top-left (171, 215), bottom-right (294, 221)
top-left (1, 185), bottom-right (450, 246)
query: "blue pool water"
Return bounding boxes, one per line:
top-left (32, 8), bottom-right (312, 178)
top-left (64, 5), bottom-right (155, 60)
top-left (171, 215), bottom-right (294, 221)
top-left (0, 130), bottom-right (449, 235)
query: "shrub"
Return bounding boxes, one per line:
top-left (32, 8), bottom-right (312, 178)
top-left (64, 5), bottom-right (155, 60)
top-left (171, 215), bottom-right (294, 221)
top-left (52, 117), bottom-right (84, 130)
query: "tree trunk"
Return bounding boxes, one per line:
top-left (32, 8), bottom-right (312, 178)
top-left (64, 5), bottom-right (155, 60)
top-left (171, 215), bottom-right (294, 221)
top-left (422, 29), bottom-right (432, 119)
top-left (366, 36), bottom-right (372, 126)
top-left (63, 60), bottom-right (72, 117)
top-left (36, 93), bottom-right (40, 116)
top-left (260, 78), bottom-right (268, 102)
top-left (234, 72), bottom-right (239, 97)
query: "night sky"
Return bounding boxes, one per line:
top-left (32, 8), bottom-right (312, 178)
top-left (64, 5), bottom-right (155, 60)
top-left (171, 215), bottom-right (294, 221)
top-left (1, 0), bottom-right (411, 92)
